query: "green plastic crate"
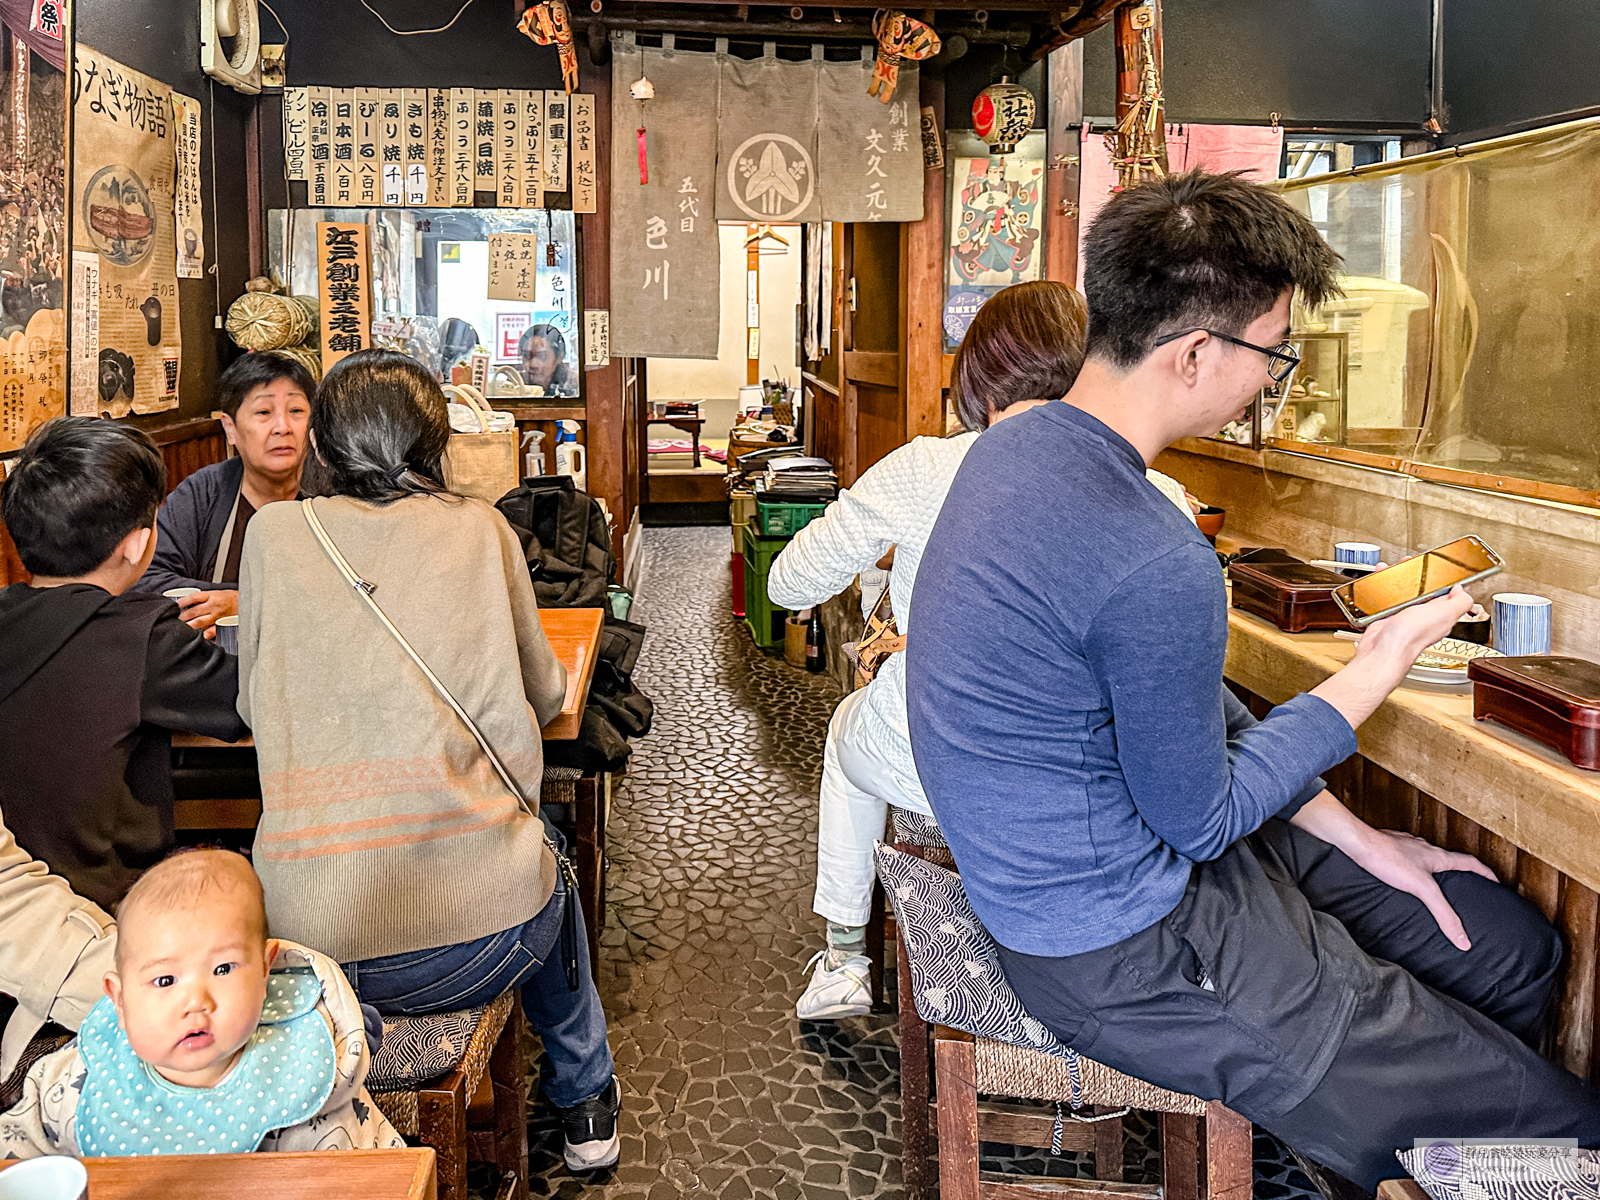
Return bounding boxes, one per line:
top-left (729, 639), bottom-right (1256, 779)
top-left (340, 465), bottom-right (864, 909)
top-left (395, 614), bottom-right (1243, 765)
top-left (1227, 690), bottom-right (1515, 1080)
top-left (755, 496), bottom-right (827, 538)
top-left (741, 524), bottom-right (791, 648)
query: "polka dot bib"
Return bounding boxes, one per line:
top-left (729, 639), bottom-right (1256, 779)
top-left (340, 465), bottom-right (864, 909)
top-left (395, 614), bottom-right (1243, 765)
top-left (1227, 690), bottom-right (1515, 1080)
top-left (77, 967), bottom-right (337, 1156)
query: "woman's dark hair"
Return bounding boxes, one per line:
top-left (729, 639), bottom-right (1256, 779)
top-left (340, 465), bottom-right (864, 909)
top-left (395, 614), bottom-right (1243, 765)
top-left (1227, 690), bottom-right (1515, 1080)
top-left (1, 417), bottom-right (166, 576)
top-left (1083, 169), bottom-right (1342, 369)
top-left (949, 281), bottom-right (1088, 432)
top-left (311, 349), bottom-right (455, 504)
top-left (518, 323), bottom-right (567, 361)
top-left (215, 351), bottom-right (316, 420)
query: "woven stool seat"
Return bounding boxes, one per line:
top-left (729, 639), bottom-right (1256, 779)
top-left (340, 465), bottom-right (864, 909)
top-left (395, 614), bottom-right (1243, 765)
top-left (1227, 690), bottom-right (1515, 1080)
top-left (370, 990), bottom-right (514, 1138)
top-left (973, 1036), bottom-right (1207, 1114)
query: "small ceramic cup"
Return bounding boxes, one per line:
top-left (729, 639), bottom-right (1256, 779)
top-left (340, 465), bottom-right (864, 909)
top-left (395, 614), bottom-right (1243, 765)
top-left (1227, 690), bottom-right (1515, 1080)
top-left (1334, 542), bottom-right (1382, 566)
top-left (214, 614), bottom-right (240, 656)
top-left (1450, 605), bottom-right (1492, 646)
top-left (1493, 593), bottom-right (1552, 656)
top-left (0, 1155), bottom-right (89, 1200)
top-left (161, 587), bottom-right (201, 600)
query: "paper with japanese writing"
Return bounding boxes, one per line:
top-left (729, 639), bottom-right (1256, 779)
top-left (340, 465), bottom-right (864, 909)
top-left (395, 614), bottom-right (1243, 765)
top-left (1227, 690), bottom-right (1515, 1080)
top-left (815, 55), bottom-right (923, 222)
top-left (520, 90), bottom-right (545, 210)
top-left (583, 309), bottom-right (608, 369)
top-left (715, 50), bottom-right (820, 224)
top-left (571, 93), bottom-right (596, 213)
top-left (330, 89), bottom-right (355, 205)
top-left (283, 86), bottom-right (309, 181)
top-left (545, 90), bottom-right (569, 192)
top-left (403, 89), bottom-right (429, 205)
top-left (0, 309), bottom-right (66, 450)
top-left (428, 89), bottom-right (450, 207)
top-left (308, 87), bottom-right (331, 207)
top-left (355, 88), bottom-right (381, 206)
top-left (71, 46), bottom-right (180, 416)
top-left (474, 90), bottom-right (497, 195)
top-left (379, 90), bottom-right (403, 205)
top-left (609, 42), bottom-right (720, 358)
top-left (172, 91), bottom-right (205, 278)
top-left (487, 232), bottom-right (540, 303)
top-left (69, 252), bottom-right (100, 416)
top-left (497, 90), bottom-right (522, 207)
top-left (317, 222), bottom-right (372, 373)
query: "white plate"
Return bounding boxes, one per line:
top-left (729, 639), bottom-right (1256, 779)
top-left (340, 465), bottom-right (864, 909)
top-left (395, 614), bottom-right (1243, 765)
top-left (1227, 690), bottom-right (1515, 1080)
top-left (1404, 637), bottom-right (1503, 686)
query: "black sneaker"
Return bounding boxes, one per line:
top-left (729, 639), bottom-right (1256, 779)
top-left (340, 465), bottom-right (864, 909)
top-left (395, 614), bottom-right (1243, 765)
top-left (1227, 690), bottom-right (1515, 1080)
top-left (558, 1075), bottom-right (620, 1172)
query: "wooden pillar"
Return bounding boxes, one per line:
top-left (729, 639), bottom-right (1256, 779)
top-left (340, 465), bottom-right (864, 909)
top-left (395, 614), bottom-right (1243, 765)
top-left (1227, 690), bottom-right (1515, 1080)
top-left (577, 59), bottom-right (626, 557)
top-left (901, 73), bottom-right (945, 440)
top-left (1045, 42), bottom-right (1083, 287)
top-left (1113, 0), bottom-right (1168, 186)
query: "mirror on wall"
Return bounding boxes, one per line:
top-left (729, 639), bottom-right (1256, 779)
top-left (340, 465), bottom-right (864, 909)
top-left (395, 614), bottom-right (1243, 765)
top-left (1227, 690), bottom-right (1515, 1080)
top-left (269, 207), bottom-right (581, 401)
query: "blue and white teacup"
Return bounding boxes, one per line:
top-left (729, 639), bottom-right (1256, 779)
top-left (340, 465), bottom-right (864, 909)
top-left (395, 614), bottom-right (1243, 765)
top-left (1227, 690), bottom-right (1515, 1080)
top-left (1334, 542), bottom-right (1381, 566)
top-left (1492, 593), bottom-right (1552, 656)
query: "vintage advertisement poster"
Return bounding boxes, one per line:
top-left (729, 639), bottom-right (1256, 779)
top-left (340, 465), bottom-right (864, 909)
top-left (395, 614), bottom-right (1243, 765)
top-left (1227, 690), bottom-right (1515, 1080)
top-left (487, 232), bottom-right (539, 303)
top-left (172, 91), bottom-right (204, 279)
top-left (0, 4), bottom-right (67, 448)
top-left (571, 93), bottom-right (596, 214)
top-left (944, 145), bottom-right (1044, 349)
top-left (307, 87), bottom-right (331, 207)
top-left (317, 222), bottom-right (372, 374)
top-left (72, 46), bottom-right (180, 416)
top-left (282, 86), bottom-right (308, 180)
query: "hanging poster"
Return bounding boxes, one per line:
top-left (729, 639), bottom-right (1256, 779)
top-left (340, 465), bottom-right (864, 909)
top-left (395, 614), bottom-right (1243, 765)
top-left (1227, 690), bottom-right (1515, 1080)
top-left (317, 222), bottom-right (372, 373)
top-left (815, 53), bottom-right (923, 222)
top-left (571, 93), bottom-right (596, 214)
top-left (449, 88), bottom-right (474, 205)
top-left (496, 90), bottom-right (521, 208)
top-left (521, 90), bottom-right (545, 210)
top-left (71, 46), bottom-right (180, 416)
top-left (355, 88), bottom-right (380, 206)
top-left (487, 232), bottom-right (540, 302)
top-left (428, 89), bottom-right (450, 206)
top-left (69, 252), bottom-right (100, 415)
top-left (172, 91), bottom-right (204, 279)
top-left (331, 89), bottom-right (355, 205)
top-left (545, 90), bottom-right (568, 192)
top-left (282, 86), bottom-right (309, 180)
top-left (378, 90), bottom-right (403, 206)
top-left (308, 87), bottom-right (331, 207)
top-left (715, 47), bottom-right (820, 224)
top-left (474, 90), bottom-right (496, 194)
top-left (943, 132), bottom-right (1045, 350)
top-left (609, 36), bottom-right (721, 359)
top-left (403, 89), bottom-right (428, 205)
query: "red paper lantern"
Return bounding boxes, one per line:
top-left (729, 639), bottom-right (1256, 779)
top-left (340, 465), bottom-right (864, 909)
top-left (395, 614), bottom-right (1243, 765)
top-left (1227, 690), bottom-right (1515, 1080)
top-left (972, 79), bottom-right (1036, 155)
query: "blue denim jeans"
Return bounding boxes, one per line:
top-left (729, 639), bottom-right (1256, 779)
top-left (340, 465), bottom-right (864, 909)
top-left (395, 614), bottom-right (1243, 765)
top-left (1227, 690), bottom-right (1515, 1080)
top-left (342, 868), bottom-right (614, 1109)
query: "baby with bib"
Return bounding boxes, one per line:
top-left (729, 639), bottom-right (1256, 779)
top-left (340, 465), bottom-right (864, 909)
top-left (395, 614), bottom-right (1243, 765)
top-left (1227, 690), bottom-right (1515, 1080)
top-left (0, 849), bottom-right (402, 1156)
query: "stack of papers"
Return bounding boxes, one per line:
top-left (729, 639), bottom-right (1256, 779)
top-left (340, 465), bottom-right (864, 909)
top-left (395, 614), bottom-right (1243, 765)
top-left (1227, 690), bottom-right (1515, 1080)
top-left (756, 457), bottom-right (838, 503)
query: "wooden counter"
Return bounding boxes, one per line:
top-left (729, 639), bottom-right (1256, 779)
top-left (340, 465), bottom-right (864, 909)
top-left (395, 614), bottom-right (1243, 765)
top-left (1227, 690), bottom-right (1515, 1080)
top-left (0, 1148), bottom-right (435, 1199)
top-left (1225, 605), bottom-right (1600, 1081)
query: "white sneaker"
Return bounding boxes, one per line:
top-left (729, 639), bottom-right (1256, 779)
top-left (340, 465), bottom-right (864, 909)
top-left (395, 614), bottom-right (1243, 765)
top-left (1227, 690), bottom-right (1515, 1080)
top-left (796, 950), bottom-right (873, 1019)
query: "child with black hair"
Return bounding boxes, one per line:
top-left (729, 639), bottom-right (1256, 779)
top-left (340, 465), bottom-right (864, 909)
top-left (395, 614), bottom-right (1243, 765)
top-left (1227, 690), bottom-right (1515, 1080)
top-left (0, 417), bottom-right (247, 909)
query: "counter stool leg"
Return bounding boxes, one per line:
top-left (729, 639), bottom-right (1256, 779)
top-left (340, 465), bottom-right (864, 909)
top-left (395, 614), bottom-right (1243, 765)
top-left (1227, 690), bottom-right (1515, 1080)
top-left (866, 880), bottom-right (888, 1011)
top-left (933, 1032), bottom-right (982, 1200)
top-left (1094, 1109), bottom-right (1125, 1182)
top-left (898, 932), bottom-right (935, 1200)
top-left (1201, 1101), bottom-right (1253, 1200)
top-left (1162, 1113), bottom-right (1201, 1200)
top-left (420, 1078), bottom-right (469, 1200)
top-left (574, 774), bottom-right (603, 980)
top-left (489, 1006), bottom-right (529, 1200)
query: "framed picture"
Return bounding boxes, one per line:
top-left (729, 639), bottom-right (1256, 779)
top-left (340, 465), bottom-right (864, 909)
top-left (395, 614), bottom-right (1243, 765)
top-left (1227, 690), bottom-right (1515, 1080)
top-left (942, 130), bottom-right (1046, 352)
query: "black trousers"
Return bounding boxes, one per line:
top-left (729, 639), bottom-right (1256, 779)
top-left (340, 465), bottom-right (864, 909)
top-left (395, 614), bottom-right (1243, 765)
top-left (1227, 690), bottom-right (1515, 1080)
top-left (999, 819), bottom-right (1600, 1191)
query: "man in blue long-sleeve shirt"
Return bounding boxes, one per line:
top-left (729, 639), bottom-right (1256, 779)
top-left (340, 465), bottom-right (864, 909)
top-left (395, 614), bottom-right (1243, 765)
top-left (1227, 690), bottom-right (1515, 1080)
top-left (907, 171), bottom-right (1600, 1190)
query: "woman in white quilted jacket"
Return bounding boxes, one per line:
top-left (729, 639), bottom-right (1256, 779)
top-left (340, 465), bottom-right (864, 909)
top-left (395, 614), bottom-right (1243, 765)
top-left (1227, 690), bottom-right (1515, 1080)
top-left (769, 281), bottom-right (1200, 1020)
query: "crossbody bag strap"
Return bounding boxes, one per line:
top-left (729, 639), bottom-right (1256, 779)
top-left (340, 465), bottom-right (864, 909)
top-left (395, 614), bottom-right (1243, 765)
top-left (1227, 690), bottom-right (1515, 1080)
top-left (300, 498), bottom-right (533, 814)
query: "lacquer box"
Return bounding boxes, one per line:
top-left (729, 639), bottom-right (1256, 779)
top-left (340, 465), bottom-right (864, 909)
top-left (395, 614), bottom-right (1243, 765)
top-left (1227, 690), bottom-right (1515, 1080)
top-left (1467, 655), bottom-right (1600, 771)
top-left (1228, 556), bottom-right (1357, 634)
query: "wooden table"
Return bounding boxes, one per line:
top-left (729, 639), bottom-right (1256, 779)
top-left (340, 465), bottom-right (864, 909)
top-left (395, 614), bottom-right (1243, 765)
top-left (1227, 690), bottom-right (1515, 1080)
top-left (646, 413), bottom-right (705, 466)
top-left (1224, 602), bottom-right (1600, 1084)
top-left (0, 1148), bottom-right (436, 1199)
top-left (534, 607), bottom-right (604, 741)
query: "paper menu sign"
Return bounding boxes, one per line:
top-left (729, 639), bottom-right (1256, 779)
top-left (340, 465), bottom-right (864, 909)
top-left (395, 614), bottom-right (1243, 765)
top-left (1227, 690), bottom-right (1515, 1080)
top-left (571, 93), bottom-right (596, 213)
top-left (487, 232), bottom-right (539, 303)
top-left (545, 90), bottom-right (568, 191)
top-left (307, 87), bottom-right (331, 207)
top-left (172, 91), bottom-right (204, 279)
top-left (282, 86), bottom-right (309, 180)
top-left (403, 89), bottom-right (429, 206)
top-left (450, 88), bottom-right (474, 206)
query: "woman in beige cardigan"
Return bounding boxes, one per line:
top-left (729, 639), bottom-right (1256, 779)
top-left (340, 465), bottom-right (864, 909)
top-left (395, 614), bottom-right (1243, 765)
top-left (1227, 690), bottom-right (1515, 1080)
top-left (236, 350), bottom-right (620, 1172)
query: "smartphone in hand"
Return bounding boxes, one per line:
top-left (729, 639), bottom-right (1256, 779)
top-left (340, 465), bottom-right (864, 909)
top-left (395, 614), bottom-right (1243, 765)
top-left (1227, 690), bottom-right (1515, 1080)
top-left (1331, 535), bottom-right (1503, 627)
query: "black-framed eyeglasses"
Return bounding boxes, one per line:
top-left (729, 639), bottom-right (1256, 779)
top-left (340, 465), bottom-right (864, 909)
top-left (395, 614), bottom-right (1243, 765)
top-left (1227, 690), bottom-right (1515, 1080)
top-left (1153, 329), bottom-right (1301, 383)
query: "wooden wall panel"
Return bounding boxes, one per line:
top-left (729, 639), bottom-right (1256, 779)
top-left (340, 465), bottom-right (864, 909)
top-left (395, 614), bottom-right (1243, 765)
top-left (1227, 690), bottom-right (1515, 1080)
top-left (1244, 688), bottom-right (1600, 1086)
top-left (855, 382), bottom-right (905, 480)
top-left (805, 375), bottom-right (842, 482)
top-left (149, 420), bottom-right (230, 493)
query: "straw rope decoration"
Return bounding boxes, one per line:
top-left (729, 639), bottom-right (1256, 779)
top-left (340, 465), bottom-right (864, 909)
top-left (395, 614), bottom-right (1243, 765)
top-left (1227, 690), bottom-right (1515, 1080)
top-left (225, 291), bottom-right (312, 351)
top-left (1106, 24), bottom-right (1166, 191)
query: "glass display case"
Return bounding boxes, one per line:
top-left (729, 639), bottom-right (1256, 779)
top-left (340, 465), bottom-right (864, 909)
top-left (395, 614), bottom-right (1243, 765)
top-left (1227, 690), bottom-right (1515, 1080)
top-left (1267, 331), bottom-right (1347, 448)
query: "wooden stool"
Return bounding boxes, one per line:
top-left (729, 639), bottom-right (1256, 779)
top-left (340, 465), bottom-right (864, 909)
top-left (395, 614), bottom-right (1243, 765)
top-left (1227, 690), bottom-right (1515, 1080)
top-left (370, 992), bottom-right (528, 1200)
top-left (540, 766), bottom-right (607, 981)
top-left (934, 1026), bottom-right (1253, 1200)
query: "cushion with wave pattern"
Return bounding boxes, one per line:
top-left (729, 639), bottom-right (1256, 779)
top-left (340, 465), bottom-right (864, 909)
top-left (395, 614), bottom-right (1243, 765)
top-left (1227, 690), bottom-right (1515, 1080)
top-left (1398, 1143), bottom-right (1600, 1200)
top-left (367, 1005), bottom-right (486, 1092)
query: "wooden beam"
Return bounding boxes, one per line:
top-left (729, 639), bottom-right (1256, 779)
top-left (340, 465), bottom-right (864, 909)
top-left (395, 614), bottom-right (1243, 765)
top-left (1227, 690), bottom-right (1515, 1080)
top-left (1044, 40), bottom-right (1083, 287)
top-left (1027, 0), bottom-right (1123, 61)
top-left (577, 55), bottom-right (626, 558)
top-left (844, 350), bottom-right (900, 389)
top-left (903, 72), bottom-right (946, 440)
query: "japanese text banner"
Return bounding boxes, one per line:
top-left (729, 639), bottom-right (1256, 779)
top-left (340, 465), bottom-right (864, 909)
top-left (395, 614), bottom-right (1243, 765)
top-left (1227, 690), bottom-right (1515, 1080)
top-left (816, 54), bottom-right (923, 222)
top-left (609, 37), bottom-right (720, 360)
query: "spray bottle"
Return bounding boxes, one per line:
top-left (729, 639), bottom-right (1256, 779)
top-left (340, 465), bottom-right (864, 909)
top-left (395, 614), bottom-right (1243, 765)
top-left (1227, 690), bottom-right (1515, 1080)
top-left (554, 420), bottom-right (587, 493)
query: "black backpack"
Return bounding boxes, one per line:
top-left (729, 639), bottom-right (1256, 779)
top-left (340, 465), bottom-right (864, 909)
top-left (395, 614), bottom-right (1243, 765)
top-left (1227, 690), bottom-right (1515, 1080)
top-left (495, 476), bottom-right (615, 609)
